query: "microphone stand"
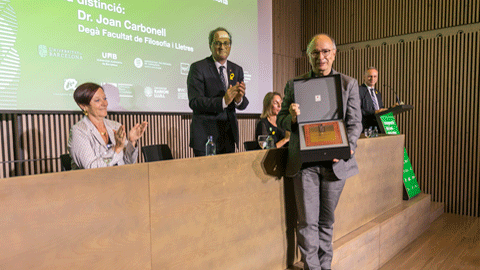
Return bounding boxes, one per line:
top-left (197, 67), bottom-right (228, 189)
top-left (383, 84), bottom-right (404, 105)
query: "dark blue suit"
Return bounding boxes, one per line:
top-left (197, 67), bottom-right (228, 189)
top-left (359, 83), bottom-right (384, 130)
top-left (187, 56), bottom-right (248, 155)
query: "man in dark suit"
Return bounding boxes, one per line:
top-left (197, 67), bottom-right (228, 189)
top-left (187, 27), bottom-right (248, 156)
top-left (359, 67), bottom-right (387, 130)
top-left (277, 34), bottom-right (362, 270)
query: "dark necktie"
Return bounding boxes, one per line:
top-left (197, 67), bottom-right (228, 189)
top-left (219, 66), bottom-right (227, 90)
top-left (370, 88), bottom-right (379, 110)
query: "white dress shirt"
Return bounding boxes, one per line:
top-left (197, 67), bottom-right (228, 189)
top-left (214, 60), bottom-right (243, 109)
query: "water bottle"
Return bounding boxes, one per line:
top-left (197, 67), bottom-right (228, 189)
top-left (265, 135), bottom-right (275, 149)
top-left (205, 135), bottom-right (216, 156)
top-left (365, 126), bottom-right (373, 138)
top-left (372, 126), bottom-right (379, 137)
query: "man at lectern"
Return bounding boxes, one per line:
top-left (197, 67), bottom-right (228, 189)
top-left (359, 67), bottom-right (387, 130)
top-left (187, 27), bottom-right (249, 156)
top-left (277, 34), bottom-right (362, 270)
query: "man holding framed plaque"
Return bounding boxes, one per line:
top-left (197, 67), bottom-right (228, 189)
top-left (277, 34), bottom-right (362, 270)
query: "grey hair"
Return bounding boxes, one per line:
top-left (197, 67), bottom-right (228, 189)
top-left (365, 66), bottom-right (378, 74)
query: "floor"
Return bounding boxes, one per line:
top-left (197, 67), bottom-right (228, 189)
top-left (290, 213), bottom-right (480, 270)
top-left (380, 213), bottom-right (479, 270)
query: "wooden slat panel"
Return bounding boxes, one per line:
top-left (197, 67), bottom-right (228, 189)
top-left (332, 30), bottom-right (480, 217)
top-left (0, 114), bottom-right (14, 178)
top-left (307, 0), bottom-right (480, 45)
top-left (2, 112), bottom-right (262, 176)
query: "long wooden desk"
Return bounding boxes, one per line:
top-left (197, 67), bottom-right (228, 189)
top-left (0, 135), bottom-right (404, 269)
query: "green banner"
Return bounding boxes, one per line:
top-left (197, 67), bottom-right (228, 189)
top-left (402, 148), bottom-right (421, 198)
top-left (379, 112), bottom-right (421, 199)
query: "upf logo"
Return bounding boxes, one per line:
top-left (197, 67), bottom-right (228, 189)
top-left (315, 95), bottom-right (321, 102)
top-left (64, 78), bottom-right (78, 91)
top-left (102, 52), bottom-right (117, 60)
top-left (38, 45), bottom-right (48, 57)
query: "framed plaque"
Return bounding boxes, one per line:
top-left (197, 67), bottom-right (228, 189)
top-left (294, 75), bottom-right (351, 162)
top-left (303, 121), bottom-right (344, 147)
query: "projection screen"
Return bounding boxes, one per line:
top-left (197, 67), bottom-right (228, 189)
top-left (0, 0), bottom-right (272, 113)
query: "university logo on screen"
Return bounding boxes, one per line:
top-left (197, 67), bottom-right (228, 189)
top-left (38, 45), bottom-right (83, 60)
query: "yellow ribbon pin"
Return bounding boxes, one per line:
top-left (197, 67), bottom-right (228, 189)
top-left (229, 73), bottom-right (234, 80)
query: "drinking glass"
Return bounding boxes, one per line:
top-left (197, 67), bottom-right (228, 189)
top-left (265, 135), bottom-right (275, 149)
top-left (258, 135), bottom-right (268, 149)
top-left (101, 144), bottom-right (114, 165)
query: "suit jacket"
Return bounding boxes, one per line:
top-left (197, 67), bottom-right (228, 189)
top-left (277, 70), bottom-right (362, 179)
top-left (359, 83), bottom-right (384, 129)
top-left (68, 116), bottom-right (138, 169)
top-left (187, 56), bottom-right (249, 152)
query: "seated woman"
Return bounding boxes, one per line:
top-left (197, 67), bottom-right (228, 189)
top-left (255, 92), bottom-right (290, 148)
top-left (68, 82), bottom-right (148, 169)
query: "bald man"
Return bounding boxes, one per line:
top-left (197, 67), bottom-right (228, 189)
top-left (277, 34), bottom-right (362, 270)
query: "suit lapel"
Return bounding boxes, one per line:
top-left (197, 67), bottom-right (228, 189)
top-left (83, 117), bottom-right (106, 147)
top-left (226, 61), bottom-right (235, 86)
top-left (374, 91), bottom-right (381, 107)
top-left (331, 70), bottom-right (348, 120)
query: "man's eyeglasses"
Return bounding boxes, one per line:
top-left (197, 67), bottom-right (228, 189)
top-left (309, 49), bottom-right (333, 57)
top-left (213, 41), bottom-right (231, 48)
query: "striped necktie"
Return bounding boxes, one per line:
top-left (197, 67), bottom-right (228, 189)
top-left (219, 66), bottom-right (227, 90)
top-left (370, 88), bottom-right (379, 110)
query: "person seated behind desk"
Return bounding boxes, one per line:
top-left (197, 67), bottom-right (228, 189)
top-left (255, 92), bottom-right (290, 148)
top-left (68, 82), bottom-right (148, 169)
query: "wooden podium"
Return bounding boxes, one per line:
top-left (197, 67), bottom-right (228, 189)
top-left (375, 104), bottom-right (413, 134)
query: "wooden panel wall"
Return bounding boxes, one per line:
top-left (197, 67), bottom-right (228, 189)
top-left (0, 114), bottom-right (15, 178)
top-left (301, 0), bottom-right (480, 46)
top-left (333, 32), bottom-right (480, 217)
top-left (272, 0), bottom-right (302, 93)
top-left (0, 113), bottom-right (257, 177)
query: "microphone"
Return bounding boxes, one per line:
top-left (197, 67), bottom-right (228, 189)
top-left (383, 84), bottom-right (404, 105)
